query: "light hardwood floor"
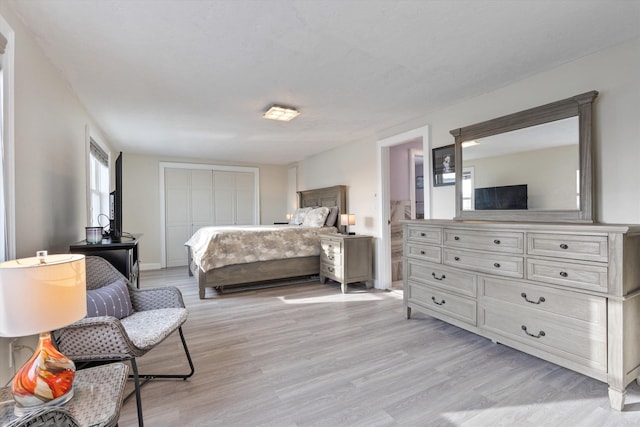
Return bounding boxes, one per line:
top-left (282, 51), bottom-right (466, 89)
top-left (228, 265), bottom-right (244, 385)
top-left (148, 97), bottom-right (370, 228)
top-left (117, 268), bottom-right (640, 426)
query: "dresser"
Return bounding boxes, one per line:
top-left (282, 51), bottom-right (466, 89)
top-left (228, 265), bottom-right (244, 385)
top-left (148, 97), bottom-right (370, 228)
top-left (403, 219), bottom-right (640, 410)
top-left (319, 234), bottom-right (373, 293)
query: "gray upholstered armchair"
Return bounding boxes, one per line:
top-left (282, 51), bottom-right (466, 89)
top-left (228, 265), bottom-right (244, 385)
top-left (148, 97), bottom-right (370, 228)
top-left (54, 256), bottom-right (194, 427)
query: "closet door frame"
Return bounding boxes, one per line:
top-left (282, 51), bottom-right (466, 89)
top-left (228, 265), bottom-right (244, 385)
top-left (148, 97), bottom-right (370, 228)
top-left (159, 162), bottom-right (260, 268)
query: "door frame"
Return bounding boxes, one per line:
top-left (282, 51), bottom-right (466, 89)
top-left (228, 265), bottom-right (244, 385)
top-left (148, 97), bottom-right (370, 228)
top-left (376, 126), bottom-right (430, 289)
top-left (159, 162), bottom-right (260, 268)
top-left (409, 148), bottom-right (423, 220)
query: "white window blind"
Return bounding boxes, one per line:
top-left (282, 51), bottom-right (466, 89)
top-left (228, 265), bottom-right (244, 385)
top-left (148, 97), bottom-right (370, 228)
top-left (88, 138), bottom-right (110, 227)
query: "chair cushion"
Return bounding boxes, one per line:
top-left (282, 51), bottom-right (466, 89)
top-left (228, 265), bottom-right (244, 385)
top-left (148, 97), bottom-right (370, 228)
top-left (86, 279), bottom-right (134, 319)
top-left (120, 308), bottom-right (188, 351)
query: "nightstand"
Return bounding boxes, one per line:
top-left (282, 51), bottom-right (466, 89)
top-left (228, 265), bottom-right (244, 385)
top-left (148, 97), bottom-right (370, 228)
top-left (319, 234), bottom-right (373, 293)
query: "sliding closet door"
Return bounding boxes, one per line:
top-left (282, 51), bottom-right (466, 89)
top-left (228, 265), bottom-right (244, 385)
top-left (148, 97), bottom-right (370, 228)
top-left (212, 172), bottom-right (234, 225)
top-left (165, 168), bottom-right (192, 268)
top-left (191, 170), bottom-right (214, 232)
top-left (164, 168), bottom-right (257, 267)
top-left (235, 172), bottom-right (255, 224)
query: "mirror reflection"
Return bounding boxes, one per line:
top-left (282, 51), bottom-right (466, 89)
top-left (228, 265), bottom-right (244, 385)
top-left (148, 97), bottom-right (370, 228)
top-left (461, 116), bottom-right (579, 212)
top-left (410, 150), bottom-right (424, 219)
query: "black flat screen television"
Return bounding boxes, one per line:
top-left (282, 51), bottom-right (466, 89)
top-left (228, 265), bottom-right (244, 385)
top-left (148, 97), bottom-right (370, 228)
top-left (110, 152), bottom-right (123, 241)
top-left (475, 184), bottom-right (528, 210)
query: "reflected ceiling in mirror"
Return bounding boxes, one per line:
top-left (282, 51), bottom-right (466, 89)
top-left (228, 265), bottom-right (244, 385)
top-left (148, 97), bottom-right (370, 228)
top-left (463, 117), bottom-right (578, 161)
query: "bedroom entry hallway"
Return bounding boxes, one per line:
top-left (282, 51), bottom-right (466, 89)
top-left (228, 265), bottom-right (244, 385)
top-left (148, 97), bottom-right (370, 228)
top-left (118, 267), bottom-right (640, 426)
top-left (377, 126), bottom-right (429, 290)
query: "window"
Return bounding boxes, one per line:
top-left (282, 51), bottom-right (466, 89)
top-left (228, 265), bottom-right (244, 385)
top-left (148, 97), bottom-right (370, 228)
top-left (0, 22), bottom-right (14, 262)
top-left (462, 167), bottom-right (475, 210)
top-left (88, 139), bottom-right (110, 227)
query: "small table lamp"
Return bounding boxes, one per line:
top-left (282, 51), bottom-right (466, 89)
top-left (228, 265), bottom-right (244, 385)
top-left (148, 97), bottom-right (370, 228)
top-left (0, 251), bottom-right (86, 415)
top-left (340, 213), bottom-right (356, 235)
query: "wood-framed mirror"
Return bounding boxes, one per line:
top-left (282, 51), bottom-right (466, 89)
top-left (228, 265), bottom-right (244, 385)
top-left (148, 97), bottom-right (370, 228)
top-left (450, 91), bottom-right (598, 223)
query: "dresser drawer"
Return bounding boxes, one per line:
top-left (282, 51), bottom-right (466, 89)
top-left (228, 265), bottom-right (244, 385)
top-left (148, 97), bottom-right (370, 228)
top-left (405, 242), bottom-right (442, 263)
top-left (527, 233), bottom-right (608, 262)
top-left (444, 228), bottom-right (524, 254)
top-left (444, 248), bottom-right (524, 278)
top-left (321, 237), bottom-right (343, 255)
top-left (407, 282), bottom-right (476, 325)
top-left (320, 261), bottom-right (343, 281)
top-left (321, 251), bottom-right (342, 266)
top-left (406, 260), bottom-right (476, 297)
top-left (405, 225), bottom-right (442, 245)
top-left (527, 258), bottom-right (608, 292)
top-left (321, 236), bottom-right (343, 267)
top-left (479, 276), bottom-right (606, 324)
top-left (479, 304), bottom-right (607, 372)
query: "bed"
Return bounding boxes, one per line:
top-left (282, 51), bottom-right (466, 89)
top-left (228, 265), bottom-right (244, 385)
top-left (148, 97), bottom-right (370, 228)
top-left (186, 185), bottom-right (347, 298)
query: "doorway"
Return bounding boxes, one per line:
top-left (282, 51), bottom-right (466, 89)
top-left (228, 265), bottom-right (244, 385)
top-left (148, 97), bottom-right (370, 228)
top-left (376, 126), bottom-right (430, 289)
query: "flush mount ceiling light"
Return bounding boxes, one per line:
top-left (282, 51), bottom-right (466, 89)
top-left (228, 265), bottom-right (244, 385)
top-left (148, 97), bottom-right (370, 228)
top-left (263, 104), bottom-right (300, 122)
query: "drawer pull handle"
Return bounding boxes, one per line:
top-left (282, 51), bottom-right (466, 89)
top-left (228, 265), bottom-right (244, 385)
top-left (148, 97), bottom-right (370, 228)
top-left (521, 325), bottom-right (545, 339)
top-left (420, 232), bottom-right (426, 237)
top-left (493, 239), bottom-right (501, 245)
top-left (420, 250), bottom-right (425, 255)
top-left (328, 267), bottom-right (334, 273)
top-left (560, 243), bottom-right (569, 250)
top-left (432, 273), bottom-right (446, 281)
top-left (521, 292), bottom-right (546, 304)
top-left (454, 236), bottom-right (460, 241)
top-left (454, 256), bottom-right (460, 261)
top-left (493, 263), bottom-right (501, 268)
top-left (431, 296), bottom-right (446, 306)
top-left (559, 271), bottom-right (568, 278)
top-left (328, 255), bottom-right (335, 260)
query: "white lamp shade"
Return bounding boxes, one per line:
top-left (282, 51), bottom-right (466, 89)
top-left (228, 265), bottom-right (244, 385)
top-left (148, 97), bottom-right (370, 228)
top-left (0, 254), bottom-right (86, 337)
top-left (340, 214), bottom-right (356, 226)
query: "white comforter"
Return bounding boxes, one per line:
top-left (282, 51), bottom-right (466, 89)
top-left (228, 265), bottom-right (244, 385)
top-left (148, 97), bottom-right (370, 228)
top-left (185, 225), bottom-right (337, 272)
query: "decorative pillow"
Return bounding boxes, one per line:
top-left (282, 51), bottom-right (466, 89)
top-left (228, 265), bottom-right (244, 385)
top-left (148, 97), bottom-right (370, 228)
top-left (289, 207), bottom-right (312, 225)
top-left (324, 206), bottom-right (339, 227)
top-left (86, 279), bottom-right (134, 319)
top-left (302, 206), bottom-right (330, 227)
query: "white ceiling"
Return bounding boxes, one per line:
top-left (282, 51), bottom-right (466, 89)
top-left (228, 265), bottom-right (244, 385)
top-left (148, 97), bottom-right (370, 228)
top-left (466, 116), bottom-right (579, 160)
top-left (7, 0), bottom-right (640, 165)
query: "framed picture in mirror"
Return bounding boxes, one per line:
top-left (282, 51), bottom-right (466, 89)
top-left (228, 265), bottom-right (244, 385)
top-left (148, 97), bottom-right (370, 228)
top-left (432, 144), bottom-right (455, 187)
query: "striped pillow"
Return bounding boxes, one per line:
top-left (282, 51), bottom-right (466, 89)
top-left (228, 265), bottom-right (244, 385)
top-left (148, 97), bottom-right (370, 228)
top-left (86, 279), bottom-right (134, 319)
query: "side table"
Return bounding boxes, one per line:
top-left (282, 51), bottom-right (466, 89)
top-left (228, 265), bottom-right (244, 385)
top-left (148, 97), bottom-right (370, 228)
top-left (319, 234), bottom-right (373, 293)
top-left (0, 363), bottom-right (128, 427)
top-left (70, 235), bottom-right (141, 288)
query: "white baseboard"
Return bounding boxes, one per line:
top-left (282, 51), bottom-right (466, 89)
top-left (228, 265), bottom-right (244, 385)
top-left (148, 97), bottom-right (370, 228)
top-left (139, 262), bottom-right (161, 271)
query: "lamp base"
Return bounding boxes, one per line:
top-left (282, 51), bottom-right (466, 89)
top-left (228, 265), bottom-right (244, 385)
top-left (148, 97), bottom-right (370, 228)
top-left (13, 388), bottom-right (75, 417)
top-left (11, 332), bottom-right (76, 416)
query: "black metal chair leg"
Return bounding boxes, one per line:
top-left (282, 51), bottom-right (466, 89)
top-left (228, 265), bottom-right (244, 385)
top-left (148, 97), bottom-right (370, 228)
top-left (178, 326), bottom-right (195, 380)
top-left (121, 328), bottom-right (194, 427)
top-left (130, 327), bottom-right (195, 381)
top-left (130, 358), bottom-right (144, 427)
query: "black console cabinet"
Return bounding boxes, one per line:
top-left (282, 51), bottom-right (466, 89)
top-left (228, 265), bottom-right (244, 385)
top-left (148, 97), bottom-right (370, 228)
top-left (70, 235), bottom-right (141, 288)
